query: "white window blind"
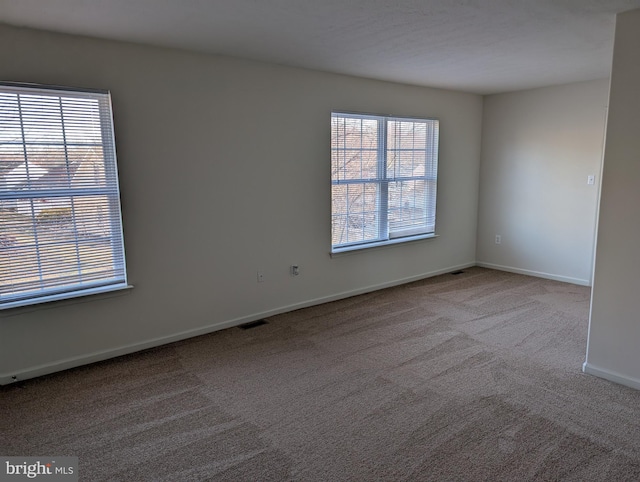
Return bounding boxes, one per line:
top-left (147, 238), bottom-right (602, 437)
top-left (0, 82), bottom-right (128, 309)
top-left (331, 112), bottom-right (439, 252)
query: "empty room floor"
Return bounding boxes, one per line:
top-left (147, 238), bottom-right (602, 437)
top-left (2, 267), bottom-right (640, 481)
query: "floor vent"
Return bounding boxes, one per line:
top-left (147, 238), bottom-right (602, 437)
top-left (450, 270), bottom-right (465, 275)
top-left (238, 319), bottom-right (268, 330)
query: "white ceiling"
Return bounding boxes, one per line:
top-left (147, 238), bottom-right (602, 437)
top-left (1, 0), bottom-right (640, 94)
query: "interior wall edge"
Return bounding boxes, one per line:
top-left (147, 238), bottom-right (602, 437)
top-left (582, 362), bottom-right (640, 391)
top-left (476, 262), bottom-right (591, 286)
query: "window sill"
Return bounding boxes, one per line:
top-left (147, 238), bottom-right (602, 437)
top-left (0, 284), bottom-right (134, 315)
top-left (331, 233), bottom-right (439, 257)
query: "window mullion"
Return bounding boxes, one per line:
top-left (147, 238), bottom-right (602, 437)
top-left (378, 118), bottom-right (388, 240)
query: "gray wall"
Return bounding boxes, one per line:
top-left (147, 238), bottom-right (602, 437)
top-left (585, 9), bottom-right (640, 389)
top-left (0, 24), bottom-right (483, 382)
top-left (477, 80), bottom-right (608, 285)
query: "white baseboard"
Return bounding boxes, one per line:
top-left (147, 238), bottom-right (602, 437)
top-left (476, 262), bottom-right (591, 286)
top-left (0, 262), bottom-right (475, 385)
top-left (582, 362), bottom-right (640, 391)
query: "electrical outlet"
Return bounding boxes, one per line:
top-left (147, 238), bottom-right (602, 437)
top-left (495, 234), bottom-right (501, 245)
top-left (291, 265), bottom-right (300, 276)
top-left (257, 270), bottom-right (265, 282)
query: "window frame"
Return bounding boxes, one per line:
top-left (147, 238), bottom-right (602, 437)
top-left (331, 111), bottom-right (439, 254)
top-left (0, 82), bottom-right (129, 310)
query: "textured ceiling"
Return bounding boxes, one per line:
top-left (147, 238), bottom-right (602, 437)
top-left (1, 0), bottom-right (640, 94)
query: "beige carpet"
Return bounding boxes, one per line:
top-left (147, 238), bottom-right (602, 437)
top-left (2, 267), bottom-right (640, 481)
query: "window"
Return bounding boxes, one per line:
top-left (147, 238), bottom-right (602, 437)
top-left (331, 112), bottom-right (439, 252)
top-left (0, 82), bottom-right (128, 309)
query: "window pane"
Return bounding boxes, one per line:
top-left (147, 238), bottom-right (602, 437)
top-left (0, 93), bottom-right (22, 143)
top-left (332, 183), bottom-right (380, 246)
top-left (61, 97), bottom-right (103, 144)
top-left (332, 115), bottom-right (380, 183)
top-left (387, 120), bottom-right (426, 150)
top-left (20, 94), bottom-right (65, 143)
top-left (387, 119), bottom-right (429, 180)
top-left (331, 116), bottom-right (378, 151)
top-left (0, 145), bottom-right (26, 184)
top-left (387, 149), bottom-right (427, 179)
top-left (388, 179), bottom-right (436, 236)
top-left (67, 146), bottom-right (107, 188)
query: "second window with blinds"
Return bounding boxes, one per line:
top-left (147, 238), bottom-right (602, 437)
top-left (331, 112), bottom-right (439, 253)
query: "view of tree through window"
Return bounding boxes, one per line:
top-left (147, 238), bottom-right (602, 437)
top-left (0, 84), bottom-right (127, 308)
top-left (331, 112), bottom-right (439, 251)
